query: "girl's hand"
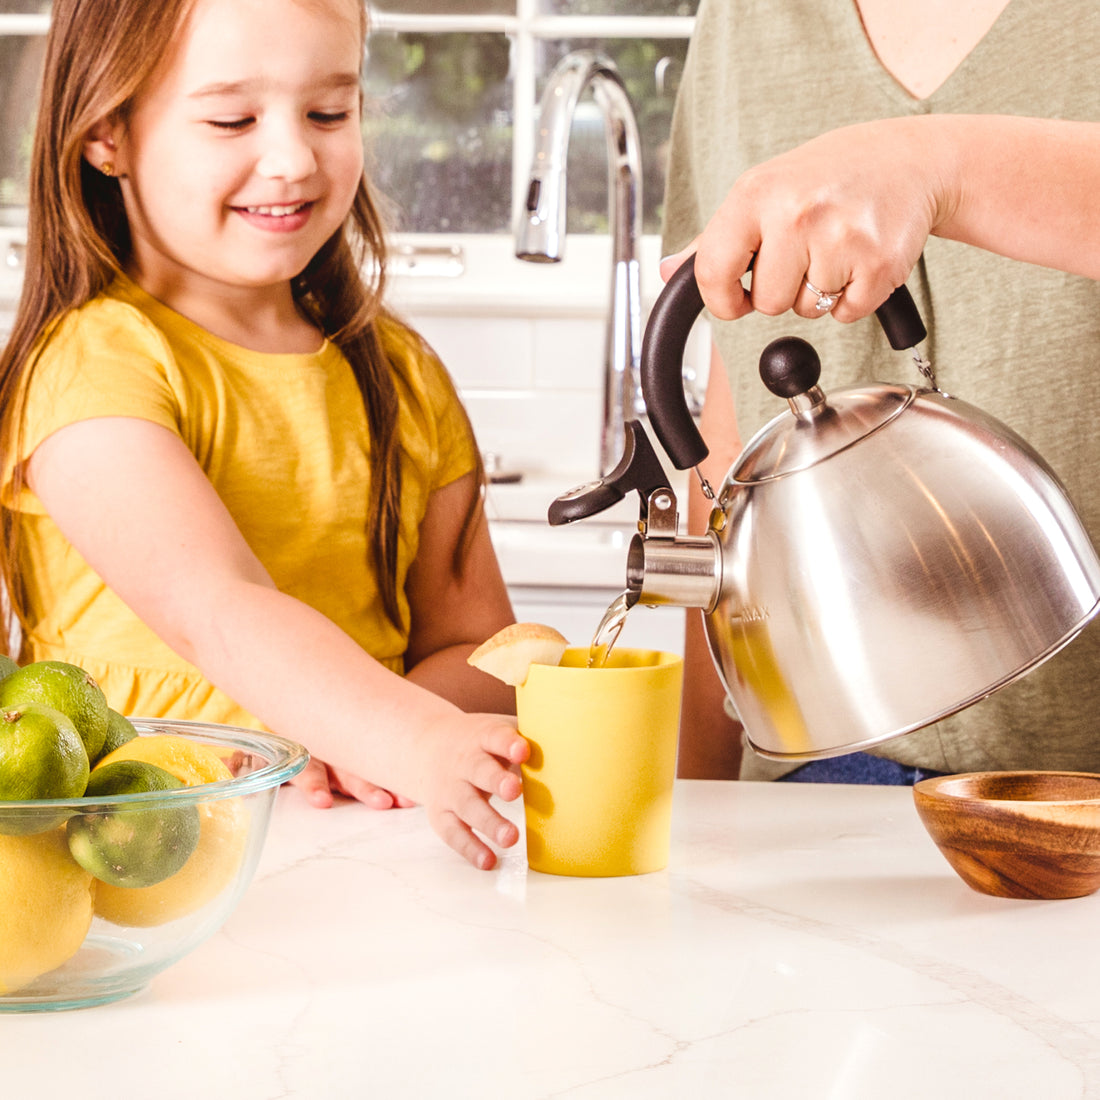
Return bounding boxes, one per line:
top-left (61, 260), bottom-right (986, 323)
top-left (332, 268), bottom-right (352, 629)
top-left (291, 757), bottom-right (416, 810)
top-left (291, 714), bottom-right (530, 871)
top-left (416, 712), bottom-right (529, 871)
top-left (660, 118), bottom-right (948, 325)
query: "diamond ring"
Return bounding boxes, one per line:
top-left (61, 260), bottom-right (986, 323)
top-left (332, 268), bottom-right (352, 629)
top-left (804, 278), bottom-right (844, 313)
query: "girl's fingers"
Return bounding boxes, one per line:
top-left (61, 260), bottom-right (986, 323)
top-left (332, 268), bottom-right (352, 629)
top-left (457, 779), bottom-right (522, 849)
top-left (289, 758), bottom-right (335, 808)
top-left (296, 760), bottom-right (415, 812)
top-left (337, 772), bottom-right (398, 810)
top-left (496, 767), bottom-right (523, 802)
top-left (464, 741), bottom-right (525, 802)
top-left (432, 801), bottom-right (519, 871)
top-left (476, 716), bottom-right (529, 767)
top-left (433, 808), bottom-right (496, 869)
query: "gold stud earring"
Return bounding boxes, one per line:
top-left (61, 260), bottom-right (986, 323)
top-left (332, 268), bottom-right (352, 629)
top-left (100, 162), bottom-right (115, 178)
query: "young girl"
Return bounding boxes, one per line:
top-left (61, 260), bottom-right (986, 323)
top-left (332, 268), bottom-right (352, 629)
top-left (0, 0), bottom-right (529, 870)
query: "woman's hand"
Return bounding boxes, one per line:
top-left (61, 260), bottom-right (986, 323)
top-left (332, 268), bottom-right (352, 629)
top-left (663, 115), bottom-right (1100, 323)
top-left (660, 117), bottom-right (949, 324)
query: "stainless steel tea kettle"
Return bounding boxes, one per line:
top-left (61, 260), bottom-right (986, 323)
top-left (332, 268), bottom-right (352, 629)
top-left (549, 256), bottom-right (1100, 760)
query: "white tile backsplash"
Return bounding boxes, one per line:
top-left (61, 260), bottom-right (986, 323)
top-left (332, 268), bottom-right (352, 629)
top-left (414, 313), bottom-right (535, 390)
top-left (394, 235), bottom-right (710, 492)
top-left (405, 304), bottom-right (609, 481)
top-left (460, 387), bottom-right (602, 478)
top-left (531, 317), bottom-right (604, 392)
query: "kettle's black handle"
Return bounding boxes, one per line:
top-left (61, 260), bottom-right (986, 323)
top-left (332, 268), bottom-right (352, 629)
top-left (640, 255), bottom-right (710, 470)
top-left (640, 253), bottom-right (928, 471)
top-left (875, 283), bottom-right (927, 350)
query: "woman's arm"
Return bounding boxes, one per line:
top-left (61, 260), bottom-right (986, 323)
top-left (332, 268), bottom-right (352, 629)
top-left (677, 342), bottom-right (744, 779)
top-left (25, 416), bottom-right (528, 869)
top-left (663, 115), bottom-right (1100, 323)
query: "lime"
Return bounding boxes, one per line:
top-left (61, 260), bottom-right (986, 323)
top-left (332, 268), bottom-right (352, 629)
top-left (0, 827), bottom-right (95, 994)
top-left (0, 704), bottom-right (90, 835)
top-left (92, 708), bottom-right (139, 766)
top-left (67, 760), bottom-right (200, 889)
top-left (92, 735), bottom-right (248, 927)
top-left (0, 661), bottom-right (109, 763)
top-left (0, 655), bottom-right (18, 684)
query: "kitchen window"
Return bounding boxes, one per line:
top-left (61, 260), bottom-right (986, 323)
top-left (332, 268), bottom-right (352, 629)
top-left (0, 2), bottom-right (697, 251)
top-left (366, 0), bottom-right (697, 238)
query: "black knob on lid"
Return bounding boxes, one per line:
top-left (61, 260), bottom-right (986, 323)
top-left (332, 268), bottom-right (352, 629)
top-left (759, 337), bottom-right (822, 398)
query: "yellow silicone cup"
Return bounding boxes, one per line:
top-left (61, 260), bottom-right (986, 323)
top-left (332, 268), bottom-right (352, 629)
top-left (516, 648), bottom-right (683, 876)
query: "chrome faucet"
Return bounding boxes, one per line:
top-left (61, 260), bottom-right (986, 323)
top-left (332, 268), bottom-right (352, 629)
top-left (515, 50), bottom-right (644, 477)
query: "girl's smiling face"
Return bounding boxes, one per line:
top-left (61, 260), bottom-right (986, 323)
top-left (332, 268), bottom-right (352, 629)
top-left (99, 0), bottom-right (365, 311)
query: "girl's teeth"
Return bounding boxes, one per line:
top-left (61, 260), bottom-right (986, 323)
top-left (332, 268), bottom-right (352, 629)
top-left (246, 204), bottom-right (304, 216)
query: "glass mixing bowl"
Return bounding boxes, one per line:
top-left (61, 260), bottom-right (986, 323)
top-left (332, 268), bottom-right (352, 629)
top-left (0, 718), bottom-right (308, 1011)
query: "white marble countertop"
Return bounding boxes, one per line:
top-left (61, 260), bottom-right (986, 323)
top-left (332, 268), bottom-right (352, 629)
top-left (8, 780), bottom-right (1100, 1099)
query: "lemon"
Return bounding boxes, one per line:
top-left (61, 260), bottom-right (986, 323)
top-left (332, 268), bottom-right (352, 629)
top-left (92, 708), bottom-right (139, 766)
top-left (91, 735), bottom-right (248, 927)
top-left (0, 661), bottom-right (109, 763)
top-left (0, 704), bottom-right (90, 835)
top-left (67, 761), bottom-right (201, 888)
top-left (0, 827), bottom-right (95, 994)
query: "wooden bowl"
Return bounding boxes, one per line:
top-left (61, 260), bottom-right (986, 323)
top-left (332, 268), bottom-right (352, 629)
top-left (913, 772), bottom-right (1100, 899)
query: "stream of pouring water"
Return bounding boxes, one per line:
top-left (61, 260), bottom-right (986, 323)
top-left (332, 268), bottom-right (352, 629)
top-left (587, 590), bottom-right (633, 668)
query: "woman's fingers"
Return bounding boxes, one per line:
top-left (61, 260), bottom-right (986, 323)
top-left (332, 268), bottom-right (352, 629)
top-left (677, 121), bottom-right (938, 325)
top-left (795, 273), bottom-right (852, 319)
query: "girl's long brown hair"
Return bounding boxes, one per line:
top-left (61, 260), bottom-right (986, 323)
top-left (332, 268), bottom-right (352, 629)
top-left (0, 0), bottom-right (483, 650)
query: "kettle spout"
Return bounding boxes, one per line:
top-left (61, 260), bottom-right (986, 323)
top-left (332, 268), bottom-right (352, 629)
top-left (627, 531), bottom-right (722, 613)
top-left (626, 484), bottom-right (721, 612)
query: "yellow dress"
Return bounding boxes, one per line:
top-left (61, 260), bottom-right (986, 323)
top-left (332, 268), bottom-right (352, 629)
top-left (1, 275), bottom-right (477, 728)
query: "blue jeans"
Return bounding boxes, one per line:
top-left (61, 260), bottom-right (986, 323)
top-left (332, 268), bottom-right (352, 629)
top-left (777, 750), bottom-right (946, 786)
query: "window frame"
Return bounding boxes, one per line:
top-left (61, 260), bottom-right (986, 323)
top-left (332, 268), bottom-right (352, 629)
top-left (369, 7), bottom-right (695, 227)
top-left (0, 5), bottom-right (696, 310)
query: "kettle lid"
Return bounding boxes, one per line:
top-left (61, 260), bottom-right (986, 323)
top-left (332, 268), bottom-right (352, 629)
top-left (732, 335), bottom-right (916, 483)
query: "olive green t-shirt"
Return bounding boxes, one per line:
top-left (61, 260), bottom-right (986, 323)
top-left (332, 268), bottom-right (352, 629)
top-left (663, 0), bottom-right (1100, 777)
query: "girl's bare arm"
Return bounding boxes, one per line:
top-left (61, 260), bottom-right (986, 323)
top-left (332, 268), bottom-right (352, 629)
top-left (402, 472), bottom-right (517, 715)
top-left (25, 416), bottom-right (528, 869)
